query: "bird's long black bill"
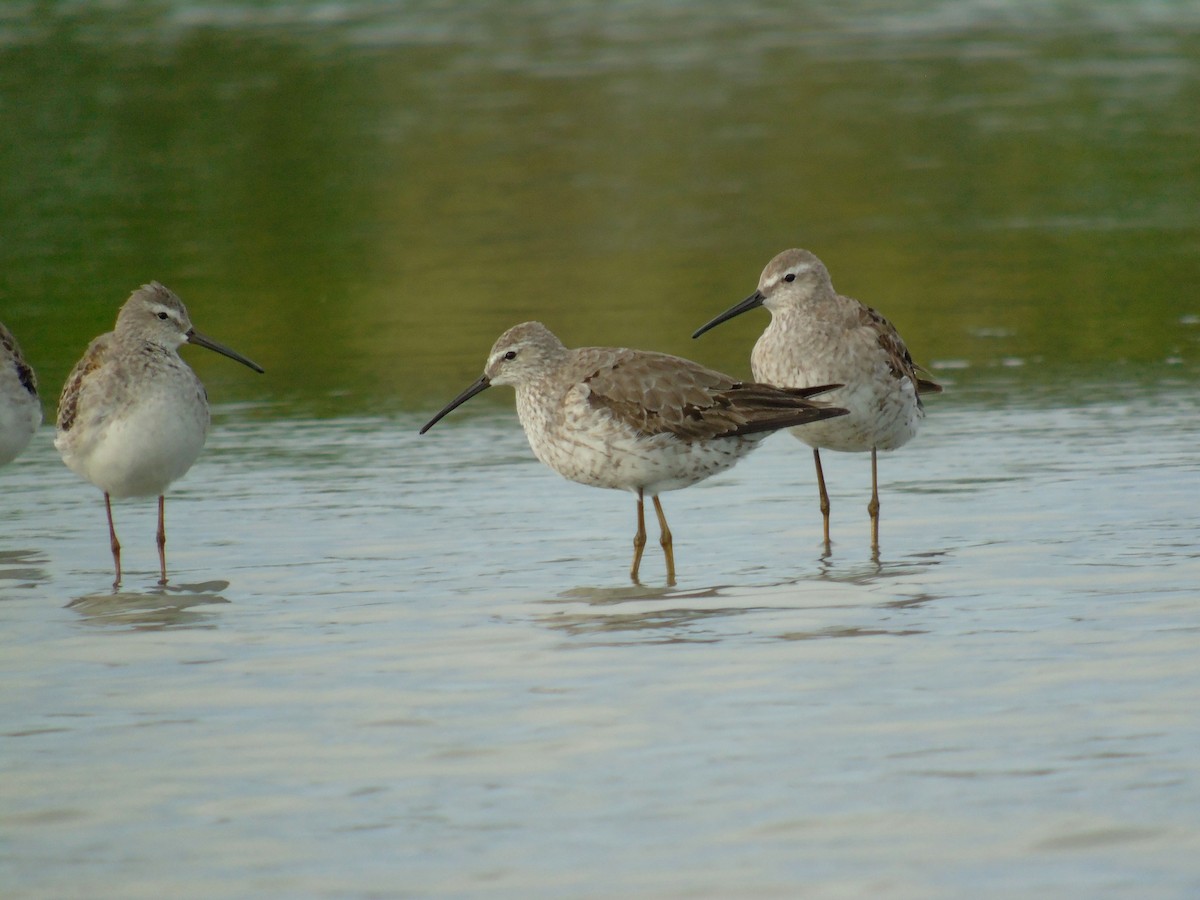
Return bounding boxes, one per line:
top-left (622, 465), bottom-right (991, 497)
top-left (419, 375), bottom-right (491, 434)
top-left (188, 329), bottom-right (265, 373)
top-left (691, 290), bottom-right (766, 339)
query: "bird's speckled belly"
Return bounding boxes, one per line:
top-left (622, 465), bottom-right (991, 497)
top-left (753, 344), bottom-right (921, 453)
top-left (787, 379), bottom-right (920, 452)
top-left (522, 405), bottom-right (761, 495)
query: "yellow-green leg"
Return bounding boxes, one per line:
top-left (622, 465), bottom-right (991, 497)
top-left (156, 494), bottom-right (169, 586)
top-left (652, 494), bottom-right (675, 585)
top-left (813, 448), bottom-right (831, 554)
top-left (631, 488), bottom-right (647, 582)
top-left (868, 447), bottom-right (880, 556)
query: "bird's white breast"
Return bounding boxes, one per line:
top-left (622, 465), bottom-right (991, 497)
top-left (56, 359), bottom-right (210, 498)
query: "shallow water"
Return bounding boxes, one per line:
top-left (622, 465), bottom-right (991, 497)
top-left (3, 0), bottom-right (1200, 897)
top-left (4, 379), bottom-right (1200, 898)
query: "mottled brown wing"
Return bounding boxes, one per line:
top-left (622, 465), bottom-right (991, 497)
top-left (0, 325), bottom-right (37, 396)
top-left (56, 333), bottom-right (112, 432)
top-left (580, 348), bottom-right (845, 440)
top-left (860, 305), bottom-right (941, 396)
top-left (713, 382), bottom-right (848, 436)
top-left (914, 371), bottom-right (943, 395)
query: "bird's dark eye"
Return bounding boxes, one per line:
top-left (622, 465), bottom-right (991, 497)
top-left (157, 312), bottom-right (169, 320)
top-left (503, 350), bottom-right (517, 361)
top-left (783, 273), bottom-right (796, 283)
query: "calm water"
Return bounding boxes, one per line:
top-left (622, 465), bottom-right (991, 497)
top-left (2, 1), bottom-right (1200, 897)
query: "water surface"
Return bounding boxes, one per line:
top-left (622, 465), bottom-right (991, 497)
top-left (4, 384), bottom-right (1200, 897)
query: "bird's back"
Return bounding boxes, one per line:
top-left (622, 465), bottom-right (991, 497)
top-left (56, 332), bottom-right (114, 439)
top-left (516, 345), bottom-right (844, 494)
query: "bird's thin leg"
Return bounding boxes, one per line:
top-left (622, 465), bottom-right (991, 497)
top-left (631, 488), bottom-right (647, 582)
top-left (105, 492), bottom-right (122, 590)
top-left (156, 494), bottom-right (168, 586)
top-left (868, 447), bottom-right (880, 557)
top-left (651, 495), bottom-right (675, 585)
top-left (813, 448), bottom-right (832, 554)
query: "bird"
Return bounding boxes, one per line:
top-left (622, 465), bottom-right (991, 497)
top-left (0, 322), bottom-right (42, 466)
top-left (55, 282), bottom-right (264, 589)
top-left (419, 321), bottom-right (847, 583)
top-left (693, 248), bottom-right (941, 555)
